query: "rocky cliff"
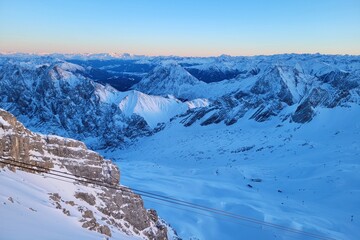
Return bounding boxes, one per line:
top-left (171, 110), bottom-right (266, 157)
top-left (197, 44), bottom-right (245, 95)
top-left (0, 109), bottom-right (169, 239)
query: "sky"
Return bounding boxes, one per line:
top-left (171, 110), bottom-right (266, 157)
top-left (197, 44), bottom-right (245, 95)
top-left (0, 0), bottom-right (359, 56)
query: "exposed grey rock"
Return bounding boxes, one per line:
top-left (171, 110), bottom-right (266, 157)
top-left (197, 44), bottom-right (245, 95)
top-left (292, 101), bottom-right (315, 123)
top-left (0, 109), bottom-right (170, 239)
top-left (62, 208), bottom-right (70, 216)
top-left (82, 218), bottom-right (99, 230)
top-left (75, 192), bottom-right (96, 206)
top-left (49, 193), bottom-right (61, 202)
top-left (65, 200), bottom-right (75, 206)
top-left (98, 225), bottom-right (111, 237)
top-left (96, 188), bottom-right (168, 240)
top-left (83, 209), bottom-right (94, 219)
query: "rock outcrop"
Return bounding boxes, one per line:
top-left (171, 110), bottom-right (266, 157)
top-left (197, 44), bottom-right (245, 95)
top-left (0, 109), bottom-right (168, 239)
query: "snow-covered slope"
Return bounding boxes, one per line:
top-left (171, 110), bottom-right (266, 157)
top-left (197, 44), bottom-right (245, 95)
top-left (118, 91), bottom-right (208, 128)
top-left (104, 104), bottom-right (360, 240)
top-left (131, 55), bottom-right (360, 126)
top-left (0, 109), bottom-right (170, 240)
top-left (1, 53), bottom-right (360, 240)
top-left (0, 169), bottom-right (142, 240)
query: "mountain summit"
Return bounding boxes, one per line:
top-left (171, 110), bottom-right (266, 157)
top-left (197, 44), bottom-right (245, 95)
top-left (133, 62), bottom-right (205, 99)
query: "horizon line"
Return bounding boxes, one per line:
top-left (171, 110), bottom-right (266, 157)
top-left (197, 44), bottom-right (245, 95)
top-left (1, 51), bottom-right (360, 58)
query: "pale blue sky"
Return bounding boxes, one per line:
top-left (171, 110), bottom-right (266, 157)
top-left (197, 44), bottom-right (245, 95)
top-left (0, 0), bottom-right (359, 56)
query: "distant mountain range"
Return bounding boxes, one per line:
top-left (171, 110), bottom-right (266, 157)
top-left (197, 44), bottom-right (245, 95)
top-left (1, 53), bottom-right (360, 240)
top-left (0, 53), bottom-right (359, 149)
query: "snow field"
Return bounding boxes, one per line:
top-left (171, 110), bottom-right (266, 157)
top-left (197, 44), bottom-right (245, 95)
top-left (103, 106), bottom-right (360, 240)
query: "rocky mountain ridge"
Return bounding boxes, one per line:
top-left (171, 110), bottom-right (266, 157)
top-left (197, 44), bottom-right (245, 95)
top-left (0, 57), bottom-right (207, 149)
top-left (1, 53), bottom-right (359, 240)
top-left (0, 108), bottom-right (170, 239)
top-left (180, 64), bottom-right (360, 125)
top-left (0, 53), bottom-right (359, 147)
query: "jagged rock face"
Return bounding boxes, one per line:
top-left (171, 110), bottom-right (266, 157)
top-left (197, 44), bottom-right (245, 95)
top-left (180, 62), bottom-right (360, 126)
top-left (0, 109), bottom-right (168, 239)
top-left (1, 54), bottom-right (360, 141)
top-left (180, 66), bottom-right (297, 126)
top-left (0, 59), bottom-right (151, 150)
top-left (291, 70), bottom-right (360, 123)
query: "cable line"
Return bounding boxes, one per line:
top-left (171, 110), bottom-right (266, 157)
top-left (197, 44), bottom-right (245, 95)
top-left (0, 158), bottom-right (336, 240)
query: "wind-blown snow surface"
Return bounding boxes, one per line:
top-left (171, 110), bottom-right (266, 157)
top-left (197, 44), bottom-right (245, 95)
top-left (0, 169), bottom-right (140, 240)
top-left (102, 105), bottom-right (360, 240)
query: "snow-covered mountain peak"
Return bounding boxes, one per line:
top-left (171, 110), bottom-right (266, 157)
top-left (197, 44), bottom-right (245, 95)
top-left (48, 64), bottom-right (84, 83)
top-left (273, 64), bottom-right (311, 102)
top-left (186, 98), bottom-right (210, 109)
top-left (56, 61), bottom-right (85, 72)
top-left (145, 62), bottom-right (199, 85)
top-left (133, 62), bottom-right (205, 99)
top-left (118, 90), bottom-right (207, 128)
top-left (94, 83), bottom-right (123, 103)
